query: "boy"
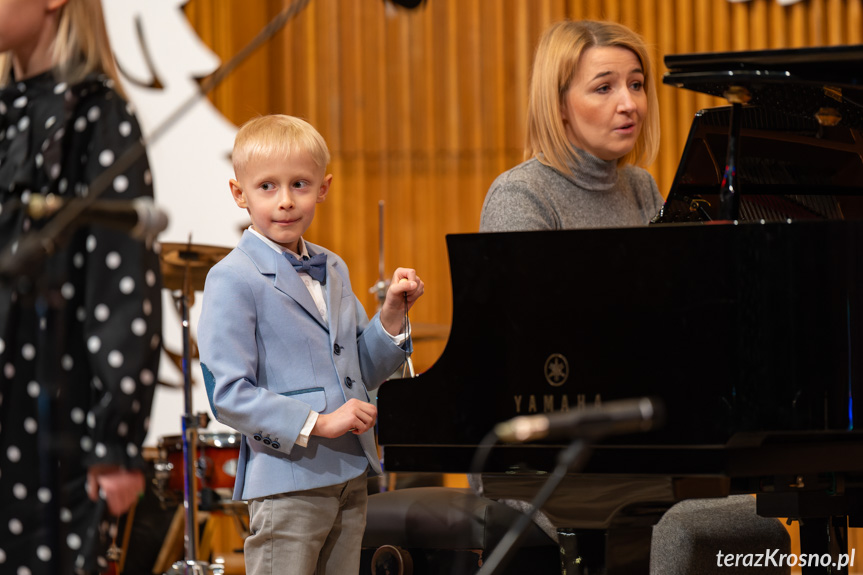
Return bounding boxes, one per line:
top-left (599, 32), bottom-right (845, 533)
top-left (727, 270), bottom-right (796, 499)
top-left (197, 115), bottom-right (424, 575)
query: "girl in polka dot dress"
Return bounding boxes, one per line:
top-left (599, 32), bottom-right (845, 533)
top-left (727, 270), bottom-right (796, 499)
top-left (0, 0), bottom-right (162, 573)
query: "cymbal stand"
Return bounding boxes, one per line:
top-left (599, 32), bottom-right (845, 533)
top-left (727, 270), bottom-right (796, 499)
top-left (166, 237), bottom-right (211, 575)
top-left (369, 200), bottom-right (389, 311)
top-left (368, 200), bottom-right (415, 378)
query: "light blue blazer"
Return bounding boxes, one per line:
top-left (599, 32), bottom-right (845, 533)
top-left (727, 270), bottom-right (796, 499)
top-left (198, 231), bottom-right (408, 501)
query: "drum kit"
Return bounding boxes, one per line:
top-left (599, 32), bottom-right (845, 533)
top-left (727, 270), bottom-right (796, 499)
top-left (130, 237), bottom-right (447, 575)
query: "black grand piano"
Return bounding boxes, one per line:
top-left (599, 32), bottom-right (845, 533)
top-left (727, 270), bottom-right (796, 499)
top-left (375, 45), bottom-right (863, 574)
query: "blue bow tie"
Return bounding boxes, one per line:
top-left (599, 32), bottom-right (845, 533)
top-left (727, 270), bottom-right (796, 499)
top-left (284, 252), bottom-right (327, 284)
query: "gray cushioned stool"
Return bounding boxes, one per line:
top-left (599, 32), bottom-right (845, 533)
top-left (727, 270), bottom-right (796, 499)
top-left (650, 495), bottom-right (792, 575)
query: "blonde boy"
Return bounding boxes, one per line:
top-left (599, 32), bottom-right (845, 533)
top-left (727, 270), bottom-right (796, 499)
top-left (198, 115), bottom-right (423, 575)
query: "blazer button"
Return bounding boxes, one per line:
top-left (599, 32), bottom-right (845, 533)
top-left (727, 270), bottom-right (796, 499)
top-left (263, 437), bottom-right (272, 445)
top-left (253, 433), bottom-right (262, 442)
top-left (344, 376), bottom-right (353, 389)
top-left (333, 343), bottom-right (342, 355)
top-left (271, 441), bottom-right (281, 449)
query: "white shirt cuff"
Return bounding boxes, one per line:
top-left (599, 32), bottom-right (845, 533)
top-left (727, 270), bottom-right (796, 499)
top-left (383, 319), bottom-right (410, 346)
top-left (296, 410), bottom-right (319, 447)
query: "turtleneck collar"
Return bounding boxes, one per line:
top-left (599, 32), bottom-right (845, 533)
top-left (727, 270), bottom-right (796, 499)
top-left (558, 147), bottom-right (620, 192)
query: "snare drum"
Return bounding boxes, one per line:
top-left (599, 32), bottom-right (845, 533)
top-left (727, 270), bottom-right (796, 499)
top-left (157, 432), bottom-right (241, 494)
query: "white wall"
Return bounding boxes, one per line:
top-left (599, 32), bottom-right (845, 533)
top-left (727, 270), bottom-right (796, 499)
top-left (102, 0), bottom-right (244, 446)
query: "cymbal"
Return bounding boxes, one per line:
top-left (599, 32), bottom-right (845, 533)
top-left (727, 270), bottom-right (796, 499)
top-left (159, 242), bottom-right (231, 292)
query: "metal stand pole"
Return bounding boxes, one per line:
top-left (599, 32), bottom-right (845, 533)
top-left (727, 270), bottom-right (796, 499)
top-left (165, 245), bottom-right (212, 575)
top-left (180, 288), bottom-right (201, 566)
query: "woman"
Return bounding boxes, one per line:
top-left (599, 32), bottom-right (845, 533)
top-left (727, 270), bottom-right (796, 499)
top-left (0, 0), bottom-right (162, 572)
top-left (476, 20), bottom-right (673, 544)
top-left (480, 19), bottom-right (664, 232)
top-left (475, 20), bottom-right (790, 574)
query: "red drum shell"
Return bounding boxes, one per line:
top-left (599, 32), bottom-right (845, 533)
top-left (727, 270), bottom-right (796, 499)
top-left (158, 432), bottom-right (241, 493)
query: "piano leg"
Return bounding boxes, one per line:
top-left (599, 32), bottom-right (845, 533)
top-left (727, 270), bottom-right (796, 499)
top-left (558, 526), bottom-right (653, 575)
top-left (799, 516), bottom-right (849, 575)
top-left (757, 486), bottom-right (859, 575)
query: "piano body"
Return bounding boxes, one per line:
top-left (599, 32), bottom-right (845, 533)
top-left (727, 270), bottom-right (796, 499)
top-left (376, 45), bottom-right (863, 574)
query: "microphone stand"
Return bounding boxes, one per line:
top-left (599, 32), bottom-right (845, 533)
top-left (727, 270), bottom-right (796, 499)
top-left (475, 439), bottom-right (593, 575)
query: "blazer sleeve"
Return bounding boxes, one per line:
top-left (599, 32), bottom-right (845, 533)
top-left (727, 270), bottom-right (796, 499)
top-left (355, 304), bottom-right (412, 393)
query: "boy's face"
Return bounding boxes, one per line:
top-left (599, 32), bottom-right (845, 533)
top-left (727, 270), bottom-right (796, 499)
top-left (230, 149), bottom-right (331, 254)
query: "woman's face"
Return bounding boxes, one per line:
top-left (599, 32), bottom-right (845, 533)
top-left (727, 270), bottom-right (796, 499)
top-left (559, 45), bottom-right (647, 162)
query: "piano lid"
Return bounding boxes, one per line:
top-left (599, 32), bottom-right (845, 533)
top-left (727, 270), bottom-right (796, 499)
top-left (663, 45), bottom-right (863, 131)
top-left (655, 45), bottom-right (863, 223)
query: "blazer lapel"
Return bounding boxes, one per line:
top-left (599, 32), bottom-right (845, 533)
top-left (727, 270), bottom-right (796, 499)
top-left (238, 231), bottom-right (327, 330)
top-left (313, 244), bottom-right (343, 339)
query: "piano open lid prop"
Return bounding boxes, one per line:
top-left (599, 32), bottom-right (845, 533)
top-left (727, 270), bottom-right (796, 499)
top-left (376, 45), bottom-right (863, 574)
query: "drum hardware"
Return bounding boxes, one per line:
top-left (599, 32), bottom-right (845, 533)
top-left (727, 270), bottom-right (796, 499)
top-left (157, 236), bottom-right (231, 575)
top-left (155, 237), bottom-right (251, 574)
top-left (158, 242), bottom-right (231, 389)
top-left (368, 200), bottom-right (452, 379)
top-left (105, 499), bottom-right (135, 574)
top-left (164, 560), bottom-right (225, 575)
top-left (152, 458), bottom-right (178, 507)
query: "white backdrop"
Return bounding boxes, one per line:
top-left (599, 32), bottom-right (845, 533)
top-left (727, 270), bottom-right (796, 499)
top-left (102, 0), bottom-right (244, 445)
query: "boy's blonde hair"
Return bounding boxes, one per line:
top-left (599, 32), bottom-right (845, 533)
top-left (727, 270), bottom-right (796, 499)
top-left (0, 0), bottom-right (124, 96)
top-left (525, 19), bottom-right (660, 173)
top-left (232, 115), bottom-right (331, 177)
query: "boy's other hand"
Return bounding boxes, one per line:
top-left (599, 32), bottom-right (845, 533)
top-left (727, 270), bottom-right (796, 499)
top-left (312, 398), bottom-right (378, 438)
top-left (381, 267), bottom-right (425, 335)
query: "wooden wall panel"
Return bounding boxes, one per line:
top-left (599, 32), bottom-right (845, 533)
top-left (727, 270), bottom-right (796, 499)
top-left (185, 0), bottom-right (863, 375)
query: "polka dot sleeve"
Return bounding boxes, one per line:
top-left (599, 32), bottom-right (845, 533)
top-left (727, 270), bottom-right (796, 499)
top-left (71, 89), bottom-right (162, 470)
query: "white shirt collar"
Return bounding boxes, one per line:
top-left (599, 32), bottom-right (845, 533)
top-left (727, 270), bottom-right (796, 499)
top-left (247, 226), bottom-right (309, 259)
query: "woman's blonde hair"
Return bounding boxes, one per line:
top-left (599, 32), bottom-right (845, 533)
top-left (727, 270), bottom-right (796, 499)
top-left (0, 0), bottom-right (124, 96)
top-left (525, 20), bottom-right (660, 173)
top-left (232, 115), bottom-right (331, 177)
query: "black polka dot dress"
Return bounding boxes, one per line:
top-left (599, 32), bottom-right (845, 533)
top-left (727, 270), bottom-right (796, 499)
top-left (0, 72), bottom-right (162, 574)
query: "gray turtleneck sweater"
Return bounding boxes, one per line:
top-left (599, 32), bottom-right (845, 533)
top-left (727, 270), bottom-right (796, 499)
top-left (479, 153), bottom-right (664, 232)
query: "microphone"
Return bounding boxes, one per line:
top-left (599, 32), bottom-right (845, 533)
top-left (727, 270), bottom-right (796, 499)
top-left (494, 397), bottom-right (664, 443)
top-left (28, 194), bottom-right (169, 241)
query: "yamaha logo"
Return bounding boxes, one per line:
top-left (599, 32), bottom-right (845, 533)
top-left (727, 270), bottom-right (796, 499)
top-left (544, 353), bottom-right (569, 387)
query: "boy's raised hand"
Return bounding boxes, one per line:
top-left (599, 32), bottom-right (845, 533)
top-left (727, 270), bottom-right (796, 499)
top-left (380, 267), bottom-right (425, 336)
top-left (313, 398), bottom-right (378, 438)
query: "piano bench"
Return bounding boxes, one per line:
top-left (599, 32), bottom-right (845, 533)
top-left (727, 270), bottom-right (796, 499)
top-left (361, 486), bottom-right (559, 575)
top-left (650, 495), bottom-right (791, 575)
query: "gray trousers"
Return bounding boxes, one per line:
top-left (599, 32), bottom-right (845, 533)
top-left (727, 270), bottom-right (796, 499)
top-left (244, 474), bottom-right (368, 575)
